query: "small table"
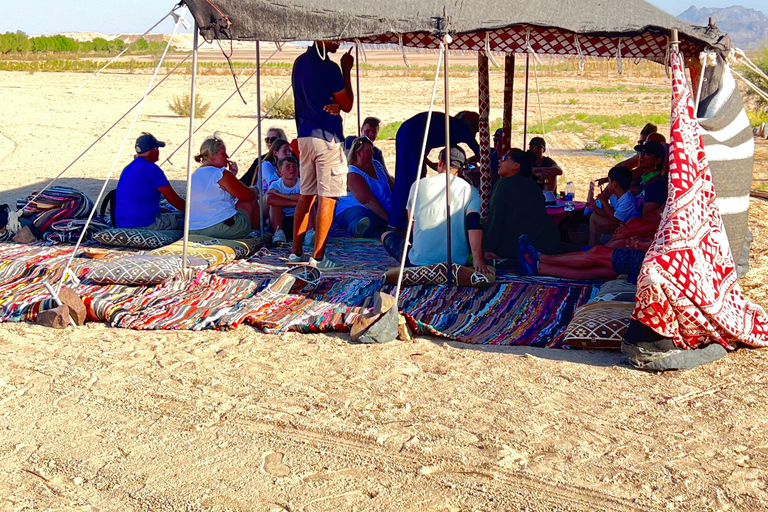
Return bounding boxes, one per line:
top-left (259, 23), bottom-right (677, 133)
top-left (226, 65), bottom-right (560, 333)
top-left (546, 201), bottom-right (586, 226)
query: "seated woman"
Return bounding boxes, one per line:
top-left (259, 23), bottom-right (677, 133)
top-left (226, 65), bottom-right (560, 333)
top-left (334, 136), bottom-right (393, 238)
top-left (239, 126), bottom-right (288, 186)
top-left (483, 148), bottom-right (560, 265)
top-left (528, 137), bottom-right (563, 192)
top-left (188, 136), bottom-right (260, 239)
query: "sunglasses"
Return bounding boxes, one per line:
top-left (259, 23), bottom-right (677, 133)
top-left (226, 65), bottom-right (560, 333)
top-left (265, 136), bottom-right (278, 144)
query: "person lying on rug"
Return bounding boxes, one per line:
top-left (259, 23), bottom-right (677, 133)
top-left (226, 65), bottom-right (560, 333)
top-left (187, 135), bottom-right (260, 239)
top-left (114, 132), bottom-right (186, 229)
top-left (381, 146), bottom-right (489, 273)
top-left (587, 165), bottom-right (640, 247)
top-left (239, 126), bottom-right (289, 187)
top-left (518, 233), bottom-right (652, 283)
top-left (334, 136), bottom-right (394, 238)
top-left (604, 140), bottom-right (668, 249)
top-left (529, 137), bottom-right (563, 192)
top-left (266, 156), bottom-right (301, 244)
top-left (482, 148), bottom-right (560, 266)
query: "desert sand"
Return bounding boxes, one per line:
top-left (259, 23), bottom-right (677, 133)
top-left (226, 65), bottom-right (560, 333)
top-left (1, 49), bottom-right (768, 510)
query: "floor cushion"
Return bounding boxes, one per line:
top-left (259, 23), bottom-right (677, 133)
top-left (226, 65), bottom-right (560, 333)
top-left (384, 262), bottom-right (495, 287)
top-left (93, 228), bottom-right (182, 249)
top-left (562, 300), bottom-right (635, 350)
top-left (86, 254), bottom-right (183, 285)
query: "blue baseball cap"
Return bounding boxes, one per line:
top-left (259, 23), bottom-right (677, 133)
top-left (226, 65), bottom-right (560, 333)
top-left (135, 132), bottom-right (166, 154)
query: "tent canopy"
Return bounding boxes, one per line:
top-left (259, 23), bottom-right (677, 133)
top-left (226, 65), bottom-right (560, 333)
top-left (182, 0), bottom-right (728, 60)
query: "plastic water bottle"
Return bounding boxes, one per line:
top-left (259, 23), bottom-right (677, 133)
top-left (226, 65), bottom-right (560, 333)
top-left (564, 181), bottom-right (575, 211)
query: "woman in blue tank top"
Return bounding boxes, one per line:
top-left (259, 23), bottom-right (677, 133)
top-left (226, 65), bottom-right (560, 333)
top-left (334, 136), bottom-right (394, 238)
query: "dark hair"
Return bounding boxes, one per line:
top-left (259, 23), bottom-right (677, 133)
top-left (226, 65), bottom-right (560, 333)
top-left (529, 136), bottom-right (546, 149)
top-left (362, 116), bottom-right (381, 129)
top-left (265, 138), bottom-right (291, 165)
top-left (640, 123), bottom-right (658, 136)
top-left (608, 165), bottom-right (633, 191)
top-left (506, 148), bottom-right (536, 178)
top-left (278, 155), bottom-right (298, 169)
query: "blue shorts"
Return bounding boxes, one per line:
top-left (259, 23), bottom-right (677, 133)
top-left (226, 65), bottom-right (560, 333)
top-left (611, 248), bottom-right (646, 284)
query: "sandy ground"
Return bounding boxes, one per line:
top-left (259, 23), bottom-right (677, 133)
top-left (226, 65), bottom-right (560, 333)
top-left (1, 52), bottom-right (768, 510)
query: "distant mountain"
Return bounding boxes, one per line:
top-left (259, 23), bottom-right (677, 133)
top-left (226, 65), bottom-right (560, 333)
top-left (678, 6), bottom-right (768, 49)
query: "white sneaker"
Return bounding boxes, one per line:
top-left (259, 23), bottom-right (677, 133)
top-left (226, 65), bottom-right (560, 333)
top-left (287, 253), bottom-right (311, 266)
top-left (303, 229), bottom-right (315, 247)
top-left (272, 229), bottom-right (287, 244)
top-left (310, 255), bottom-right (343, 269)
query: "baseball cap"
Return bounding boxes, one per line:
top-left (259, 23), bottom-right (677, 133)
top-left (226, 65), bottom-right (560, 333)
top-left (633, 140), bottom-right (665, 159)
top-left (135, 132), bottom-right (166, 154)
top-left (439, 146), bottom-right (467, 169)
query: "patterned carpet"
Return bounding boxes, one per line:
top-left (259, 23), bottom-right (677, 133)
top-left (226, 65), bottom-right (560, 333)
top-left (0, 233), bottom-right (599, 346)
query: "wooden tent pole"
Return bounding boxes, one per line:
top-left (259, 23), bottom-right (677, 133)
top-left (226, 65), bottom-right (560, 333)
top-left (444, 34), bottom-right (453, 288)
top-left (503, 53), bottom-right (515, 155)
top-left (255, 42), bottom-right (264, 241)
top-left (477, 51), bottom-right (491, 220)
top-left (523, 52), bottom-right (530, 148)
top-left (356, 42), bottom-right (362, 136)
top-left (181, 20), bottom-right (199, 271)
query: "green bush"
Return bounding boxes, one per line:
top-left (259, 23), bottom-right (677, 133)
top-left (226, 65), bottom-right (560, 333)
top-left (596, 134), bottom-right (631, 149)
top-left (263, 91), bottom-right (295, 119)
top-left (168, 93), bottom-right (211, 118)
top-left (377, 121), bottom-right (402, 140)
top-left (743, 44), bottom-right (768, 112)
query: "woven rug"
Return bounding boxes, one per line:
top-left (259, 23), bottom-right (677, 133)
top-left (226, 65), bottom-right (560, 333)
top-left (0, 239), bottom-right (598, 346)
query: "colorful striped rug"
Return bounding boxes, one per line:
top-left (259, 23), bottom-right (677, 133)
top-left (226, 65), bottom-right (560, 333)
top-left (0, 239), bottom-right (599, 346)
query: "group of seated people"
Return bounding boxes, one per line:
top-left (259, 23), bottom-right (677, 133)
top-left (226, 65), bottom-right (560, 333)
top-left (114, 116), bottom-right (666, 282)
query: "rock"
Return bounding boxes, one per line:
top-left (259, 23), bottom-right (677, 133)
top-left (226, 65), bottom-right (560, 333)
top-left (350, 292), bottom-right (397, 342)
top-left (12, 226), bottom-right (37, 244)
top-left (36, 305), bottom-right (71, 329)
top-left (57, 287), bottom-right (87, 325)
top-left (397, 314), bottom-right (412, 342)
top-left (359, 305), bottom-right (399, 344)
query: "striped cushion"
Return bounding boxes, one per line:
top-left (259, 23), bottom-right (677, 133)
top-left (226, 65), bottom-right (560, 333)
top-left (562, 301), bottom-right (634, 350)
top-left (149, 235), bottom-right (260, 265)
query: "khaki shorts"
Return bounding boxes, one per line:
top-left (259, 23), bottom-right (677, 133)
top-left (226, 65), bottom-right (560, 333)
top-left (189, 209), bottom-right (251, 239)
top-left (298, 137), bottom-right (348, 198)
top-left (146, 211), bottom-right (183, 231)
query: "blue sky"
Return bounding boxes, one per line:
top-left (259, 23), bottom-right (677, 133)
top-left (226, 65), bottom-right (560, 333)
top-left (1, 0), bottom-right (765, 35)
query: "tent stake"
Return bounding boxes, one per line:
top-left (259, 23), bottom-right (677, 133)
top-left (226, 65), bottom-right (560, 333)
top-left (523, 52), bottom-right (530, 148)
top-left (255, 42), bottom-right (264, 242)
top-left (181, 21), bottom-right (199, 272)
top-left (444, 34), bottom-right (453, 288)
top-left (503, 53), bottom-right (515, 155)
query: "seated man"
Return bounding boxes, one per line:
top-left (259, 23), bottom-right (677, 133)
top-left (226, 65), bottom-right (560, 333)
top-left (518, 234), bottom-right (652, 283)
top-left (389, 110), bottom-right (480, 232)
top-left (617, 122), bottom-right (658, 173)
top-left (587, 165), bottom-right (640, 247)
top-left (115, 132), bottom-right (185, 229)
top-left (381, 146), bottom-right (488, 274)
top-left (361, 116), bottom-right (388, 172)
top-left (266, 156), bottom-right (301, 244)
top-left (529, 137), bottom-right (562, 192)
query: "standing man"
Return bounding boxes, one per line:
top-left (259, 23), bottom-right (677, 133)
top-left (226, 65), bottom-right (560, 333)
top-left (115, 132), bottom-right (185, 229)
top-left (290, 41), bottom-right (354, 269)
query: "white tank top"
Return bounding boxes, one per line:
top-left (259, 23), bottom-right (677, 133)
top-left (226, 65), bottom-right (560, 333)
top-left (188, 166), bottom-right (238, 230)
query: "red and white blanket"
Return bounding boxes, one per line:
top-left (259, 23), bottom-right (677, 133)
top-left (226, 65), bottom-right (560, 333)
top-left (633, 50), bottom-right (768, 349)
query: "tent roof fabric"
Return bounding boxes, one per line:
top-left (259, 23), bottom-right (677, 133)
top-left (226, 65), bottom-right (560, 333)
top-left (181, 0), bottom-right (728, 60)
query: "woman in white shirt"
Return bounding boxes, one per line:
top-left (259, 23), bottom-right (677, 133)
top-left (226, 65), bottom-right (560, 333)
top-left (188, 136), bottom-right (260, 239)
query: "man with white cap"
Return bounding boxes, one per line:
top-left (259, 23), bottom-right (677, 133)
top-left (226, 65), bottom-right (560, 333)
top-left (114, 132), bottom-right (186, 229)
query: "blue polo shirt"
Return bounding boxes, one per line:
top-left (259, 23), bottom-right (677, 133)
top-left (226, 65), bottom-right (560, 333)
top-left (292, 45), bottom-right (345, 142)
top-left (115, 156), bottom-right (170, 228)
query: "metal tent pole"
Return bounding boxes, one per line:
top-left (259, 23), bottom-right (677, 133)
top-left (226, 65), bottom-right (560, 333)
top-left (523, 52), bottom-right (530, 148)
top-left (356, 42), bottom-right (362, 136)
top-left (503, 53), bottom-right (515, 155)
top-left (477, 51), bottom-right (491, 220)
top-left (181, 21), bottom-right (199, 271)
top-left (443, 35), bottom-right (453, 288)
top-left (255, 42), bottom-right (264, 241)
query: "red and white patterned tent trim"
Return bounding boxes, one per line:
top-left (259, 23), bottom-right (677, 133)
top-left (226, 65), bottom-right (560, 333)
top-left (357, 26), bottom-right (705, 63)
top-left (632, 49), bottom-right (768, 349)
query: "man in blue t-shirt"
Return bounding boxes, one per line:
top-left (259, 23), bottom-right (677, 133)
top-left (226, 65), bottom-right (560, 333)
top-left (115, 132), bottom-right (185, 229)
top-left (289, 41), bottom-right (354, 269)
top-left (388, 111), bottom-right (480, 233)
